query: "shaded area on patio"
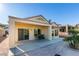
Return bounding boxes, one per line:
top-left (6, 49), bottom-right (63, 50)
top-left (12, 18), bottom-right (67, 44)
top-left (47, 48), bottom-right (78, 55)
top-left (20, 40), bottom-right (79, 56)
top-left (10, 38), bottom-right (79, 56)
top-left (10, 38), bottom-right (62, 56)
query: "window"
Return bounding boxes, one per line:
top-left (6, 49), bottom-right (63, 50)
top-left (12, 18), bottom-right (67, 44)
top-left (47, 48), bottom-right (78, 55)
top-left (24, 29), bottom-right (29, 39)
top-left (60, 27), bottom-right (66, 32)
top-left (55, 30), bottom-right (58, 36)
top-left (38, 29), bottom-right (41, 34)
top-left (34, 29), bottom-right (41, 38)
top-left (52, 31), bottom-right (54, 36)
top-left (34, 29), bottom-right (38, 38)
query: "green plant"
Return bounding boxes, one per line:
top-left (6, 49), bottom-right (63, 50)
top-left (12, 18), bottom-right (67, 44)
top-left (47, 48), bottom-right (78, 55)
top-left (65, 29), bottom-right (79, 49)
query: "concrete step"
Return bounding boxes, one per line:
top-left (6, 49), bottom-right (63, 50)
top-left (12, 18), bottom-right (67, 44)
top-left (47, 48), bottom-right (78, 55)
top-left (10, 47), bottom-right (24, 56)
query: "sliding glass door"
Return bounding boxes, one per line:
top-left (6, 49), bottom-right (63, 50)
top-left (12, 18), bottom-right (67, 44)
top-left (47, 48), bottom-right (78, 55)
top-left (34, 29), bottom-right (41, 39)
top-left (18, 29), bottom-right (29, 41)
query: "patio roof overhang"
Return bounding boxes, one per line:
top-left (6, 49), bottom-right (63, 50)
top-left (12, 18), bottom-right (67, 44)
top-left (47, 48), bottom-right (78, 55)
top-left (9, 15), bottom-right (51, 27)
top-left (15, 19), bottom-right (50, 27)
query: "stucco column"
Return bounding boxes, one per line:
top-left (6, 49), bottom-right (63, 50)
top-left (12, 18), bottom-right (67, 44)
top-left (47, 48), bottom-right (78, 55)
top-left (29, 29), bottom-right (34, 40)
top-left (66, 25), bottom-right (68, 35)
top-left (54, 29), bottom-right (55, 37)
top-left (48, 25), bottom-right (52, 40)
top-left (57, 28), bottom-right (59, 37)
top-left (9, 18), bottom-right (16, 48)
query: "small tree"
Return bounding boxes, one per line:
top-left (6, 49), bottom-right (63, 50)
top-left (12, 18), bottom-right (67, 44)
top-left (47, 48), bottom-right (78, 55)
top-left (65, 29), bottom-right (79, 49)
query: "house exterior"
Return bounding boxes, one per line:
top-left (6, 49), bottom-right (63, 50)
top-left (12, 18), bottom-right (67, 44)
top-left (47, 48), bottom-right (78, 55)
top-left (9, 15), bottom-right (78, 48)
top-left (51, 22), bottom-right (59, 38)
top-left (75, 24), bottom-right (79, 28)
top-left (59, 25), bottom-right (74, 37)
top-left (75, 24), bottom-right (79, 30)
top-left (9, 15), bottom-right (60, 48)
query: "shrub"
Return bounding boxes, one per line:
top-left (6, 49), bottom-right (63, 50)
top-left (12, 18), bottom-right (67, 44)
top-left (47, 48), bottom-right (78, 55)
top-left (65, 29), bottom-right (79, 49)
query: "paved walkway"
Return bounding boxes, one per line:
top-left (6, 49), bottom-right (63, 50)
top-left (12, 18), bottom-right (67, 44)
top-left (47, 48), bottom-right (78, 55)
top-left (0, 37), bottom-right (9, 56)
top-left (10, 38), bottom-right (79, 56)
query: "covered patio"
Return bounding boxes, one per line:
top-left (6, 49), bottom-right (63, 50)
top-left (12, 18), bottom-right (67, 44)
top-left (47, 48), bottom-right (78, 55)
top-left (9, 15), bottom-right (53, 48)
top-left (10, 38), bottom-right (62, 56)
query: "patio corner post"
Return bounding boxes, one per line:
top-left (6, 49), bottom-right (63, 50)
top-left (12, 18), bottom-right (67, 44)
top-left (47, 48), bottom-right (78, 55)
top-left (29, 28), bottom-right (34, 40)
top-left (9, 17), bottom-right (16, 48)
top-left (66, 25), bottom-right (68, 33)
top-left (58, 28), bottom-right (60, 37)
top-left (48, 25), bottom-right (52, 40)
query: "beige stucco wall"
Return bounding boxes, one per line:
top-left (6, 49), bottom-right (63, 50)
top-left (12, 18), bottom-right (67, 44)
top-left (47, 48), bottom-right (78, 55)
top-left (9, 18), bottom-right (16, 48)
top-left (9, 20), bottom-right (49, 48)
top-left (59, 32), bottom-right (68, 37)
top-left (9, 16), bottom-right (54, 48)
top-left (15, 22), bottom-right (49, 41)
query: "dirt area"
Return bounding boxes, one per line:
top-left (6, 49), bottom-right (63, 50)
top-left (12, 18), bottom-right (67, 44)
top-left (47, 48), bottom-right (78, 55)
top-left (0, 36), bottom-right (9, 56)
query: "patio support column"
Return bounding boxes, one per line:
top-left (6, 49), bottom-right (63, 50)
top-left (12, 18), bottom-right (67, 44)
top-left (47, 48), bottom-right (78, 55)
top-left (54, 29), bottom-right (55, 37)
top-left (29, 29), bottom-right (34, 40)
top-left (58, 28), bottom-right (59, 37)
top-left (9, 18), bottom-right (16, 48)
top-left (48, 25), bottom-right (52, 40)
top-left (66, 25), bottom-right (68, 35)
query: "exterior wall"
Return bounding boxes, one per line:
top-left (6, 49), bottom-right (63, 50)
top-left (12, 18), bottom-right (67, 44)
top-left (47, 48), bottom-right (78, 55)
top-left (52, 26), bottom-right (60, 39)
top-left (15, 22), bottom-right (49, 40)
top-left (52, 28), bottom-right (59, 37)
top-left (9, 18), bottom-right (17, 48)
top-left (9, 21), bottom-right (49, 48)
top-left (59, 32), bottom-right (68, 37)
top-left (59, 25), bottom-right (69, 37)
top-left (66, 25), bottom-right (68, 33)
top-left (9, 16), bottom-right (54, 48)
top-left (48, 25), bottom-right (52, 40)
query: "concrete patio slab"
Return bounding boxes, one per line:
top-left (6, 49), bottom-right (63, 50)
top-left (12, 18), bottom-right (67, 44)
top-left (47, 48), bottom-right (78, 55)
top-left (10, 38), bottom-right (63, 56)
top-left (25, 41), bottom-right (79, 56)
top-left (10, 38), bottom-right (79, 56)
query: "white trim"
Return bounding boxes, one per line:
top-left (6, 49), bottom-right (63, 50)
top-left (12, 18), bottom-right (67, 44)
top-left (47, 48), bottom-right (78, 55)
top-left (16, 47), bottom-right (25, 52)
top-left (8, 50), bottom-right (14, 56)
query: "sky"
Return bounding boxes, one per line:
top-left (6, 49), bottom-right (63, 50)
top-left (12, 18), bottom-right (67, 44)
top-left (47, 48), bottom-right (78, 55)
top-left (0, 3), bottom-right (79, 25)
